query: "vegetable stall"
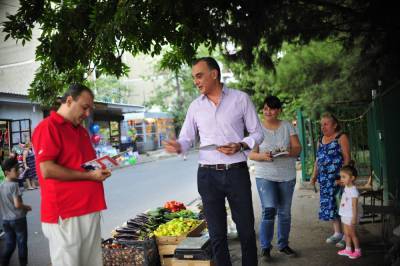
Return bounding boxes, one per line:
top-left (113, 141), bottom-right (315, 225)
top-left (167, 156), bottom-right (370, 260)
top-left (102, 200), bottom-right (214, 266)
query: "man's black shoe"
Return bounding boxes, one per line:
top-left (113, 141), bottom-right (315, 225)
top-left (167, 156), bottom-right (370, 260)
top-left (279, 246), bottom-right (296, 257)
top-left (261, 248), bottom-right (271, 261)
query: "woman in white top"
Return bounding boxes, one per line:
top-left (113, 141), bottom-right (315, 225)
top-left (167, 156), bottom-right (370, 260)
top-left (249, 96), bottom-right (301, 260)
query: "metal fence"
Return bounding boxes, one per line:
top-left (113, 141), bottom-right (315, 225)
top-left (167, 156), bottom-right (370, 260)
top-left (367, 83), bottom-right (400, 205)
top-left (298, 82), bottom-right (399, 205)
top-left (297, 106), bottom-right (370, 182)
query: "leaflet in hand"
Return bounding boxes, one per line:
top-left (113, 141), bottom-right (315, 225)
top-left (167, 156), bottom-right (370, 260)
top-left (271, 151), bottom-right (289, 158)
top-left (81, 151), bottom-right (138, 171)
top-left (199, 144), bottom-right (219, 151)
top-left (199, 144), bottom-right (234, 150)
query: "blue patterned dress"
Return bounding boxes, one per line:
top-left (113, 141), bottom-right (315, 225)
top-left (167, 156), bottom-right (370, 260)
top-left (316, 134), bottom-right (343, 221)
top-left (25, 149), bottom-right (37, 180)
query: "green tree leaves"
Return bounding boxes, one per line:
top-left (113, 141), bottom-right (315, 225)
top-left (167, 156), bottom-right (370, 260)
top-left (3, 1), bottom-right (399, 107)
top-left (226, 41), bottom-right (368, 118)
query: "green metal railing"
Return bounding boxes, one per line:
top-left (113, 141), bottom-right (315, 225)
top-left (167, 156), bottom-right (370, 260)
top-left (297, 107), bottom-right (371, 182)
top-left (367, 83), bottom-right (400, 205)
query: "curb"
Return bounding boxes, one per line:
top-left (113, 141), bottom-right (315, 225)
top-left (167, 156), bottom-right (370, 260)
top-left (136, 149), bottom-right (196, 165)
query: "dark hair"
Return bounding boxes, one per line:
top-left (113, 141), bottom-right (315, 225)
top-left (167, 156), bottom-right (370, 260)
top-left (1, 158), bottom-right (19, 173)
top-left (192, 57), bottom-right (221, 81)
top-left (321, 112), bottom-right (341, 132)
top-left (263, 96), bottom-right (282, 109)
top-left (60, 83), bottom-right (94, 104)
top-left (340, 161), bottom-right (358, 178)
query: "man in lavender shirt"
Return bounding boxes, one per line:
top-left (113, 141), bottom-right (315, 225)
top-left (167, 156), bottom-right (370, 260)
top-left (164, 57), bottom-right (264, 266)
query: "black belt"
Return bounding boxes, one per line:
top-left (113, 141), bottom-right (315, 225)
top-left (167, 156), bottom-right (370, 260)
top-left (199, 161), bottom-right (248, 171)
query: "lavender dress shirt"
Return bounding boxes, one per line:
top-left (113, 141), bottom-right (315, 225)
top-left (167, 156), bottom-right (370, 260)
top-left (178, 86), bottom-right (264, 164)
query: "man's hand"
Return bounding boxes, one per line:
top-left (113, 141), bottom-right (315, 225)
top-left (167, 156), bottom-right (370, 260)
top-left (89, 169), bottom-right (111, 182)
top-left (351, 217), bottom-right (357, 225)
top-left (217, 143), bottom-right (241, 155)
top-left (163, 140), bottom-right (182, 154)
top-left (25, 205), bottom-right (32, 212)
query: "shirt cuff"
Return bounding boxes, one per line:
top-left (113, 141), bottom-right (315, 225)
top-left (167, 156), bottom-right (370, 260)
top-left (241, 137), bottom-right (256, 150)
top-left (177, 139), bottom-right (191, 154)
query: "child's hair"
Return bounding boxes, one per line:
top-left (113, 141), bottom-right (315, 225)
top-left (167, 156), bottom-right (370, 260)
top-left (1, 157), bottom-right (19, 173)
top-left (340, 160), bottom-right (358, 178)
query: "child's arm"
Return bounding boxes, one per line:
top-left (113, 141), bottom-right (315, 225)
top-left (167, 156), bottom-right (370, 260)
top-left (13, 196), bottom-right (32, 212)
top-left (351, 197), bottom-right (358, 225)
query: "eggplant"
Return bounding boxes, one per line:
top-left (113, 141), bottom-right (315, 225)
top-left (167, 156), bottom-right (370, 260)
top-left (127, 220), bottom-right (144, 227)
top-left (114, 234), bottom-right (139, 240)
top-left (116, 227), bottom-right (140, 234)
top-left (126, 221), bottom-right (143, 228)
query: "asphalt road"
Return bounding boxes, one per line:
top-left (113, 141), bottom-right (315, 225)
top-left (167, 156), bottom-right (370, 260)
top-left (0, 152), bottom-right (200, 266)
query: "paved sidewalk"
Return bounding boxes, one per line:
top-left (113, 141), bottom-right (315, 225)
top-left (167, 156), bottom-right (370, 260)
top-left (227, 174), bottom-right (385, 265)
top-left (160, 152), bottom-right (385, 265)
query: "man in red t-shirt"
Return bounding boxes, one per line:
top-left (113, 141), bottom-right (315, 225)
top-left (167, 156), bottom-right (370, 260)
top-left (32, 83), bottom-right (111, 266)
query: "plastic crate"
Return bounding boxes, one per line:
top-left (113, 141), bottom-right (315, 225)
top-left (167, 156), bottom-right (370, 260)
top-left (102, 238), bottom-right (160, 266)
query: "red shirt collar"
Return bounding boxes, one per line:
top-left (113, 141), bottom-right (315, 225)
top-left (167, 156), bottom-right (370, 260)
top-left (50, 111), bottom-right (78, 127)
top-left (50, 111), bottom-right (66, 124)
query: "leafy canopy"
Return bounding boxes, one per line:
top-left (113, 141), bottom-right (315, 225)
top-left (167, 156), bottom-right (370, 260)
top-left (3, 0), bottom-right (400, 106)
top-left (226, 40), bottom-right (367, 118)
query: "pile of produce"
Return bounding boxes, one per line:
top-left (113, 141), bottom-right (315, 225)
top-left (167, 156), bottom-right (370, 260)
top-left (104, 200), bottom-right (202, 266)
top-left (110, 201), bottom-right (201, 241)
top-left (164, 200), bottom-right (186, 212)
top-left (112, 213), bottom-right (162, 241)
top-left (163, 209), bottom-right (199, 220)
top-left (153, 218), bottom-right (202, 237)
top-left (146, 207), bottom-right (172, 224)
top-left (102, 239), bottom-right (145, 266)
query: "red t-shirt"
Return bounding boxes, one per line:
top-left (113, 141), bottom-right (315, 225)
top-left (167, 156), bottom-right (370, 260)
top-left (32, 111), bottom-right (106, 223)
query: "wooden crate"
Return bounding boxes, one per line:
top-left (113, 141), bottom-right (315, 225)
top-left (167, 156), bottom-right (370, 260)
top-left (156, 220), bottom-right (207, 265)
top-left (160, 256), bottom-right (174, 266)
top-left (156, 220), bottom-right (206, 245)
top-left (171, 258), bottom-right (214, 266)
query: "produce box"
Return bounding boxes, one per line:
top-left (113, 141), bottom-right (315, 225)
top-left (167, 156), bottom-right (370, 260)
top-left (156, 220), bottom-right (206, 265)
top-left (156, 220), bottom-right (206, 245)
top-left (171, 259), bottom-right (214, 266)
top-left (160, 257), bottom-right (174, 266)
top-left (102, 238), bottom-right (160, 266)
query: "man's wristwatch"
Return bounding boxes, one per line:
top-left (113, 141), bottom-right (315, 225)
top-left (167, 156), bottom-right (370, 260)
top-left (239, 142), bottom-right (245, 152)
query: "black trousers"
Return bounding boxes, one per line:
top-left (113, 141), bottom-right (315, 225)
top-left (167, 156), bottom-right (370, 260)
top-left (197, 165), bottom-right (258, 266)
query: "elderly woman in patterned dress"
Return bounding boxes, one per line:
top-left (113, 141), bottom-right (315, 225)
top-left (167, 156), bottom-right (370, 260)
top-left (311, 113), bottom-right (350, 248)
